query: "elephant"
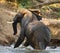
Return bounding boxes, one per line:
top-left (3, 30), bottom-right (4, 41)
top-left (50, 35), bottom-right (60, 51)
top-left (12, 9), bottom-right (51, 50)
top-left (12, 9), bottom-right (42, 35)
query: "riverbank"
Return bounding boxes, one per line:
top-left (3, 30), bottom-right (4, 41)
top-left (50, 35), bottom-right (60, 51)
top-left (0, 7), bottom-right (60, 46)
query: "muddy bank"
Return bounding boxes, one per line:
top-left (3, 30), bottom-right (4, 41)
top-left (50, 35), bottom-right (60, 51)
top-left (0, 8), bottom-right (17, 46)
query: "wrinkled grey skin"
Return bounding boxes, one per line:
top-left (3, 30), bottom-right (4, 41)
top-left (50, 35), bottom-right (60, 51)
top-left (25, 21), bottom-right (51, 49)
top-left (12, 9), bottom-right (51, 50)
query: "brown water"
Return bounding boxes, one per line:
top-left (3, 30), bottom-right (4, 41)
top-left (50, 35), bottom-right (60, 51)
top-left (0, 44), bottom-right (60, 53)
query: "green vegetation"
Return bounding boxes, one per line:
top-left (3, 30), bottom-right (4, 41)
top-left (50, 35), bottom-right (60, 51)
top-left (17, 0), bottom-right (60, 19)
top-left (39, 4), bottom-right (60, 19)
top-left (49, 5), bottom-right (60, 19)
top-left (0, 0), bottom-right (60, 19)
top-left (17, 0), bottom-right (32, 8)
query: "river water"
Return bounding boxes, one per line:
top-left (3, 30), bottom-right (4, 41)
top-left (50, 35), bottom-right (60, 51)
top-left (0, 44), bottom-right (60, 53)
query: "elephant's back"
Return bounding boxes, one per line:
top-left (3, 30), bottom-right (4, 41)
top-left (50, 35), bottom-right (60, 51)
top-left (26, 21), bottom-right (51, 42)
top-left (27, 21), bottom-right (46, 32)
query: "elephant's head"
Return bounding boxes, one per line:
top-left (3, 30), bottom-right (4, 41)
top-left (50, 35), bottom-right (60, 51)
top-left (12, 12), bottom-right (24, 35)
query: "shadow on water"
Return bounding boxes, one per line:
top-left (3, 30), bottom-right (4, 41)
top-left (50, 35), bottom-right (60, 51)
top-left (0, 45), bottom-right (60, 53)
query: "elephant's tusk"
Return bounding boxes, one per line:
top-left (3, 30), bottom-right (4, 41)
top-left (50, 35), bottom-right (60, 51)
top-left (7, 21), bottom-right (14, 24)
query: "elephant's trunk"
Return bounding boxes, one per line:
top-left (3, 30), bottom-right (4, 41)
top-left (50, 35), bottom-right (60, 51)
top-left (12, 21), bottom-right (17, 35)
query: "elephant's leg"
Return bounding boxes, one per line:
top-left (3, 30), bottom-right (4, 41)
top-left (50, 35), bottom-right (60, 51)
top-left (32, 41), bottom-right (47, 50)
top-left (14, 28), bottom-right (25, 48)
top-left (29, 36), bottom-right (40, 49)
top-left (23, 40), bottom-right (30, 47)
top-left (39, 42), bottom-right (46, 50)
top-left (14, 34), bottom-right (25, 48)
top-left (28, 34), bottom-right (46, 50)
top-left (38, 40), bottom-right (49, 50)
top-left (23, 38), bottom-right (39, 48)
top-left (30, 41), bottom-right (40, 49)
top-left (32, 38), bottom-right (48, 50)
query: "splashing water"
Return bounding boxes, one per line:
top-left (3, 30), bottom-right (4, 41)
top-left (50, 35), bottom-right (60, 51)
top-left (0, 44), bottom-right (60, 53)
